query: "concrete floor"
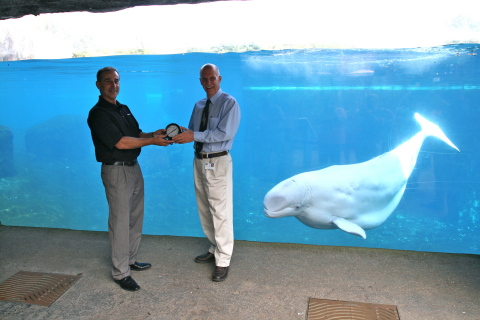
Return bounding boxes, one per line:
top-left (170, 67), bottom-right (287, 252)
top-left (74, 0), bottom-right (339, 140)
top-left (0, 226), bottom-right (479, 320)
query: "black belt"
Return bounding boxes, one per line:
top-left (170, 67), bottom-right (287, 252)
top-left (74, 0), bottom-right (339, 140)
top-left (195, 151), bottom-right (228, 159)
top-left (102, 160), bottom-right (137, 166)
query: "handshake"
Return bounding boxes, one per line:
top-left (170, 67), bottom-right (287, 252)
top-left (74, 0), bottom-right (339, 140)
top-left (151, 123), bottom-right (193, 146)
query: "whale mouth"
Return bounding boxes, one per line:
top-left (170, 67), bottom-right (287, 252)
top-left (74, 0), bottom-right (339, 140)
top-left (263, 208), bottom-right (275, 217)
top-left (263, 206), bottom-right (294, 218)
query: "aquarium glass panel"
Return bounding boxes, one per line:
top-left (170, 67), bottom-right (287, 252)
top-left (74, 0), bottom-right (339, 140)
top-left (0, 45), bottom-right (479, 254)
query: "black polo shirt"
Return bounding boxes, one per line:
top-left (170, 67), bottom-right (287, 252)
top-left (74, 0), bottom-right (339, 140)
top-left (87, 96), bottom-right (142, 163)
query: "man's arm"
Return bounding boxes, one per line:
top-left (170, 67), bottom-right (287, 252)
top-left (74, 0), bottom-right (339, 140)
top-left (195, 99), bottom-right (240, 143)
top-left (172, 98), bottom-right (240, 145)
top-left (115, 133), bottom-right (170, 149)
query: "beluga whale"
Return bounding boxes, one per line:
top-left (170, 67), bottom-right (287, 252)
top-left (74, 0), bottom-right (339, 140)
top-left (263, 113), bottom-right (459, 239)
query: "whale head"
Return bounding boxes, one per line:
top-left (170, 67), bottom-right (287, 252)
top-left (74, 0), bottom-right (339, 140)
top-left (263, 177), bottom-right (307, 218)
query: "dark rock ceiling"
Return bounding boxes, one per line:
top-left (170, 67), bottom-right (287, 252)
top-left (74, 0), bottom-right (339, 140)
top-left (0, 0), bottom-right (235, 20)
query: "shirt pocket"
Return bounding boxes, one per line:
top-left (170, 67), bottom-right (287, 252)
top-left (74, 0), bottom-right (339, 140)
top-left (208, 117), bottom-right (219, 130)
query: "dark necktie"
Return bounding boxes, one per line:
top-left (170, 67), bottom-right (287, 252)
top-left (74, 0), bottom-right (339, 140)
top-left (195, 99), bottom-right (211, 153)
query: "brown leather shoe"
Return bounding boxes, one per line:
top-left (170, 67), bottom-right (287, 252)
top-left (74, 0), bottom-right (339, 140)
top-left (212, 266), bottom-right (229, 282)
top-left (195, 252), bottom-right (215, 263)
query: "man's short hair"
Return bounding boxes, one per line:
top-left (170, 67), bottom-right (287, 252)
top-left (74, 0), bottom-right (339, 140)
top-left (200, 63), bottom-right (220, 76)
top-left (97, 67), bottom-right (119, 82)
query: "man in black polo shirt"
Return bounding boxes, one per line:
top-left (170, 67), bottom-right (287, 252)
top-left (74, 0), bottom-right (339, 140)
top-left (87, 66), bottom-right (171, 292)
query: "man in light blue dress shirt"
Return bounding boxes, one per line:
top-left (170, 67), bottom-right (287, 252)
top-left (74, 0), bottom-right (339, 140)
top-left (173, 63), bottom-right (241, 282)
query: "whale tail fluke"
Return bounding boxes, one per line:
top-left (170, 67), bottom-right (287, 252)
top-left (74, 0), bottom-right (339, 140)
top-left (414, 113), bottom-right (460, 152)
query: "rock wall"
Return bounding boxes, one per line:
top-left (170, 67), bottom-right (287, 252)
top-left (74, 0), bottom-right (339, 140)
top-left (25, 115), bottom-right (91, 162)
top-left (0, 0), bottom-right (224, 20)
top-left (0, 125), bottom-right (15, 178)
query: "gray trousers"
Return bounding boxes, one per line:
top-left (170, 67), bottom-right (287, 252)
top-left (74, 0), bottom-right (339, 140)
top-left (101, 162), bottom-right (145, 280)
top-left (194, 153), bottom-right (234, 267)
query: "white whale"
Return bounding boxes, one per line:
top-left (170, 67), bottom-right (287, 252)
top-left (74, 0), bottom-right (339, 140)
top-left (263, 113), bottom-right (459, 239)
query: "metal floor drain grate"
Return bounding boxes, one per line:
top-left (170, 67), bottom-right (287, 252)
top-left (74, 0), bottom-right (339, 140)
top-left (0, 271), bottom-right (82, 307)
top-left (307, 298), bottom-right (400, 320)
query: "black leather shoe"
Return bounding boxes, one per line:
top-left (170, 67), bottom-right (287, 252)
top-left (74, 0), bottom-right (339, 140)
top-left (114, 276), bottom-right (140, 291)
top-left (129, 261), bottom-right (152, 271)
top-left (195, 252), bottom-right (215, 264)
top-left (212, 266), bottom-right (229, 282)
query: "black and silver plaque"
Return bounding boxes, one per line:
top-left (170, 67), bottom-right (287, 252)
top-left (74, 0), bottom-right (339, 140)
top-left (165, 123), bottom-right (182, 140)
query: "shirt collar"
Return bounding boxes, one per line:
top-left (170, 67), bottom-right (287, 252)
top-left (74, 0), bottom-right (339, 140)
top-left (98, 96), bottom-right (122, 109)
top-left (208, 89), bottom-right (223, 105)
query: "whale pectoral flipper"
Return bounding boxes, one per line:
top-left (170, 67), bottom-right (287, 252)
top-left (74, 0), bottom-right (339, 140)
top-left (332, 217), bottom-right (367, 239)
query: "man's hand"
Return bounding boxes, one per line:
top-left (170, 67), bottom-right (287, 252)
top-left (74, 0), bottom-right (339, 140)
top-left (152, 134), bottom-right (172, 147)
top-left (153, 128), bottom-right (166, 136)
top-left (172, 129), bottom-right (194, 144)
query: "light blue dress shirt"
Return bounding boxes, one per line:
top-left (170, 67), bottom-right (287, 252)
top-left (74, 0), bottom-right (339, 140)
top-left (188, 89), bottom-right (241, 153)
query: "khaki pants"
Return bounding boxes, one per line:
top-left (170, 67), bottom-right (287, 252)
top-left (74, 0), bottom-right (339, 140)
top-left (194, 153), bottom-right (234, 267)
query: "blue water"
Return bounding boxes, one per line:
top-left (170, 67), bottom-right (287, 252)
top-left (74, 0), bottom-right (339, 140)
top-left (1, 45), bottom-right (479, 254)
